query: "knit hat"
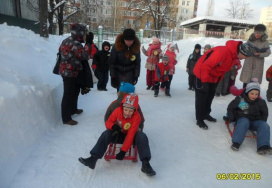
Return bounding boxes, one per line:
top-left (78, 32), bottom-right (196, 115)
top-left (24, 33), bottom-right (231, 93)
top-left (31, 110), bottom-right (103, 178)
top-left (162, 55), bottom-right (169, 62)
top-left (239, 42), bottom-right (254, 57)
top-left (169, 43), bottom-right (176, 49)
top-left (122, 93), bottom-right (139, 110)
top-left (119, 82), bottom-right (135, 93)
top-left (204, 44), bottom-right (211, 50)
top-left (254, 24), bottom-right (266, 32)
top-left (123, 28), bottom-right (136, 40)
top-left (152, 37), bottom-right (160, 44)
top-left (245, 82), bottom-right (260, 93)
top-left (195, 44), bottom-right (201, 49)
top-left (70, 23), bottom-right (86, 38)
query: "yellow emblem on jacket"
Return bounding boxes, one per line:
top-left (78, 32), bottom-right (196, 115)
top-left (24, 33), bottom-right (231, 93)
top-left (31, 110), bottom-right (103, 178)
top-left (124, 122), bottom-right (132, 130)
top-left (130, 55), bottom-right (136, 61)
top-left (154, 51), bottom-right (158, 55)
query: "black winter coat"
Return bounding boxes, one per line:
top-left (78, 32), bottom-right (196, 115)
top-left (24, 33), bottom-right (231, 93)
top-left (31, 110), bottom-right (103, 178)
top-left (109, 33), bottom-right (141, 85)
top-left (227, 91), bottom-right (268, 122)
top-left (93, 50), bottom-right (110, 72)
top-left (77, 60), bottom-right (93, 89)
top-left (186, 51), bottom-right (201, 75)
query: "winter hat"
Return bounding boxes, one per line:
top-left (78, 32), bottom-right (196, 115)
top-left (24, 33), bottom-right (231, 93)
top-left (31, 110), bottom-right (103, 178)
top-left (239, 42), bottom-right (254, 57)
top-left (122, 93), bottom-right (139, 110)
top-left (162, 55), bottom-right (169, 62)
top-left (86, 32), bottom-right (94, 44)
top-left (254, 24), bottom-right (266, 32)
top-left (123, 28), bottom-right (136, 40)
top-left (119, 82), bottom-right (135, 93)
top-left (250, 78), bottom-right (259, 83)
top-left (152, 37), bottom-right (160, 44)
top-left (245, 82), bottom-right (260, 93)
top-left (195, 44), bottom-right (201, 49)
top-left (169, 43), bottom-right (176, 49)
top-left (70, 23), bottom-right (86, 38)
top-left (204, 44), bottom-right (211, 50)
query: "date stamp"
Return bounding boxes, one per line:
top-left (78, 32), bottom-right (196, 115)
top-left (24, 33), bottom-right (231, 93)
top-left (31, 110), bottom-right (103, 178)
top-left (216, 173), bottom-right (261, 180)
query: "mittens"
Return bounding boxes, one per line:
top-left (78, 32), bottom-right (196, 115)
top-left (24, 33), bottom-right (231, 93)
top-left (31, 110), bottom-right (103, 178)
top-left (116, 150), bottom-right (126, 160)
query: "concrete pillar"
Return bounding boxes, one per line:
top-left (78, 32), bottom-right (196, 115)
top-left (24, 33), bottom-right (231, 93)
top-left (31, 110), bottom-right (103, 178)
top-left (224, 26), bottom-right (232, 39)
top-left (199, 24), bottom-right (206, 37)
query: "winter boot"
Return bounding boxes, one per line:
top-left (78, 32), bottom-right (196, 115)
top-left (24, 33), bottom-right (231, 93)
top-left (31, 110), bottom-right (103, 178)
top-left (196, 120), bottom-right (208, 130)
top-left (231, 142), bottom-right (240, 151)
top-left (154, 89), bottom-right (159, 97)
top-left (205, 114), bottom-right (217, 122)
top-left (64, 119), bottom-right (78, 126)
top-left (75, 109), bottom-right (83, 114)
top-left (78, 155), bottom-right (98, 169)
top-left (141, 159), bottom-right (156, 176)
top-left (257, 145), bottom-right (272, 155)
top-left (165, 89), bottom-right (171, 97)
top-left (146, 86), bottom-right (151, 90)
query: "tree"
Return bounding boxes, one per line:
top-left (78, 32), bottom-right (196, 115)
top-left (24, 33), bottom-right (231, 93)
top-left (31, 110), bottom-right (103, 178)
top-left (39, 0), bottom-right (49, 38)
top-left (125, 0), bottom-right (178, 37)
top-left (225, 0), bottom-right (253, 19)
top-left (205, 0), bottom-right (214, 16)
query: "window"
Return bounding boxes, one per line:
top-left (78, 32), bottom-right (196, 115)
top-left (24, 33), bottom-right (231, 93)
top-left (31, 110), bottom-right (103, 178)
top-left (92, 18), bottom-right (97, 22)
top-left (182, 1), bottom-right (185, 5)
top-left (187, 1), bottom-right (190, 6)
top-left (186, 9), bottom-right (189, 14)
top-left (121, 2), bottom-right (127, 7)
top-left (106, 2), bottom-right (111, 5)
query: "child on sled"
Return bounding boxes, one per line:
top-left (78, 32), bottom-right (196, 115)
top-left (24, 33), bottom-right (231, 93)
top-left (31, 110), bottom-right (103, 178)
top-left (78, 92), bottom-right (156, 176)
top-left (227, 81), bottom-right (271, 155)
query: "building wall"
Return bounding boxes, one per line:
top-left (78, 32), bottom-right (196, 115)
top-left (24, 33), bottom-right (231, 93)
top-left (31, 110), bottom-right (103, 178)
top-left (259, 6), bottom-right (272, 42)
top-left (177, 0), bottom-right (197, 22)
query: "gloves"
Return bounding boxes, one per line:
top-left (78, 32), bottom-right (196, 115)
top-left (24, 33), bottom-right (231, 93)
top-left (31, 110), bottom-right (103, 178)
top-left (111, 77), bottom-right (119, 89)
top-left (112, 124), bottom-right (121, 132)
top-left (81, 87), bottom-right (91, 95)
top-left (201, 82), bottom-right (209, 93)
top-left (133, 77), bottom-right (138, 85)
top-left (116, 150), bottom-right (126, 160)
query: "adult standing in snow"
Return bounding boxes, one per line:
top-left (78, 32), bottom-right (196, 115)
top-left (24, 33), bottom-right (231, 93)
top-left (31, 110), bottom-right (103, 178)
top-left (78, 93), bottom-right (156, 176)
top-left (109, 28), bottom-right (141, 90)
top-left (193, 40), bottom-right (255, 130)
top-left (59, 23), bottom-right (90, 125)
top-left (239, 24), bottom-right (271, 87)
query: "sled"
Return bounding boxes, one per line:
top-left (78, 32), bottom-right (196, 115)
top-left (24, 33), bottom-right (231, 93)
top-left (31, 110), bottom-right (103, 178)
top-left (225, 121), bottom-right (257, 139)
top-left (104, 143), bottom-right (138, 162)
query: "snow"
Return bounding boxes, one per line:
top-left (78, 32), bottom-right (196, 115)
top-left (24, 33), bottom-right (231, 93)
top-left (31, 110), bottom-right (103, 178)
top-left (0, 22), bottom-right (272, 188)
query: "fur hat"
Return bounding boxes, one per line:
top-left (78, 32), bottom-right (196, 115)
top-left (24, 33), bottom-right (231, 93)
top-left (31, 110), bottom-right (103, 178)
top-left (245, 82), bottom-right (260, 93)
top-left (70, 23), bottom-right (86, 38)
top-left (162, 55), bottom-right (169, 62)
top-left (239, 42), bottom-right (254, 57)
top-left (119, 82), bottom-right (135, 93)
top-left (195, 44), bottom-right (201, 49)
top-left (123, 28), bottom-right (136, 40)
top-left (204, 44), bottom-right (211, 50)
top-left (254, 24), bottom-right (266, 32)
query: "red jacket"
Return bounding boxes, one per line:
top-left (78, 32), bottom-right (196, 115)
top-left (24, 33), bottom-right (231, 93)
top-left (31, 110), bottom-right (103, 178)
top-left (193, 40), bottom-right (242, 83)
top-left (164, 49), bottom-right (177, 75)
top-left (105, 94), bottom-right (141, 152)
top-left (154, 62), bottom-right (170, 82)
top-left (266, 65), bottom-right (272, 84)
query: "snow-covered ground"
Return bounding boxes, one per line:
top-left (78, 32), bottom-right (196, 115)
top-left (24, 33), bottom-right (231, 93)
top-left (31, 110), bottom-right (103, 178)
top-left (1, 23), bottom-right (272, 188)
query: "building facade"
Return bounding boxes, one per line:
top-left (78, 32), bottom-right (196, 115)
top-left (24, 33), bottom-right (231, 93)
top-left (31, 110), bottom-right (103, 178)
top-left (259, 6), bottom-right (272, 42)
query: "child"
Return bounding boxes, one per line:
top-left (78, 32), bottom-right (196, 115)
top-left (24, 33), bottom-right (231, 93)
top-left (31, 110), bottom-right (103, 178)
top-left (266, 65), bottom-right (272, 102)
top-left (229, 78), bottom-right (259, 97)
top-left (227, 82), bottom-right (271, 155)
top-left (92, 41), bottom-right (111, 91)
top-left (163, 43), bottom-right (178, 87)
top-left (203, 44), bottom-right (211, 53)
top-left (104, 82), bottom-right (145, 130)
top-left (141, 37), bottom-right (163, 90)
top-left (154, 55), bottom-right (171, 97)
top-left (186, 44), bottom-right (201, 90)
top-left (84, 32), bottom-right (99, 83)
top-left (215, 69), bottom-right (234, 97)
top-left (78, 93), bottom-right (156, 176)
top-left (226, 59), bottom-right (241, 94)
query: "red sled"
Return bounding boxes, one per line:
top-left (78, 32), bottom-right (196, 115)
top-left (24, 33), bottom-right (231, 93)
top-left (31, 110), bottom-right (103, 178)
top-left (225, 121), bottom-right (257, 139)
top-left (104, 143), bottom-right (138, 162)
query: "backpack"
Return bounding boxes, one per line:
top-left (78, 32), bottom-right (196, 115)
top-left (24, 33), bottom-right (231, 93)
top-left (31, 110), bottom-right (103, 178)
top-left (53, 50), bottom-right (61, 75)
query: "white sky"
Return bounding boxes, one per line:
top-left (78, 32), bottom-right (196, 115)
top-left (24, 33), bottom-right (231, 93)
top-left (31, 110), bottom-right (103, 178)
top-left (197, 0), bottom-right (271, 22)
